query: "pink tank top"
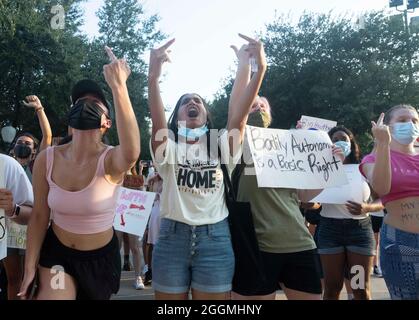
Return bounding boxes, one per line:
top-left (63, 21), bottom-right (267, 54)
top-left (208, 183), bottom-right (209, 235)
top-left (360, 150), bottom-right (419, 205)
top-left (46, 146), bottom-right (121, 234)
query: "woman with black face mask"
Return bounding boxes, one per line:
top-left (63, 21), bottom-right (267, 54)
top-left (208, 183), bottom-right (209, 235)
top-left (18, 47), bottom-right (140, 300)
top-left (11, 132), bottom-right (39, 183)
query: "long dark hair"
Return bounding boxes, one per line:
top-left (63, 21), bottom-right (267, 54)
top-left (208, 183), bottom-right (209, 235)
top-left (328, 126), bottom-right (361, 164)
top-left (167, 93), bottom-right (214, 143)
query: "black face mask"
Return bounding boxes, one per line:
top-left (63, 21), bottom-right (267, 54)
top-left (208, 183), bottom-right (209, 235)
top-left (68, 98), bottom-right (106, 130)
top-left (14, 144), bottom-right (32, 159)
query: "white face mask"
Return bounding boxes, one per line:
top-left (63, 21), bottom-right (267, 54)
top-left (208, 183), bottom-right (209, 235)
top-left (391, 122), bottom-right (419, 145)
top-left (334, 141), bottom-right (351, 158)
top-left (177, 124), bottom-right (208, 140)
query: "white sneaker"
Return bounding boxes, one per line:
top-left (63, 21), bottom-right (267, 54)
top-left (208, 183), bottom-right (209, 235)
top-left (134, 276), bottom-right (145, 290)
top-left (373, 265), bottom-right (383, 277)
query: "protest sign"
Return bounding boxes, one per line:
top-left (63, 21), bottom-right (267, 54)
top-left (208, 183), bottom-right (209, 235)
top-left (311, 164), bottom-right (365, 204)
top-left (7, 221), bottom-right (27, 249)
top-left (245, 126), bottom-right (348, 189)
top-left (114, 188), bottom-right (156, 238)
top-left (300, 115), bottom-right (337, 132)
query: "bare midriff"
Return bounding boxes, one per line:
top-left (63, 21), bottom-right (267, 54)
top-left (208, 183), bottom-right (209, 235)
top-left (51, 222), bottom-right (114, 251)
top-left (384, 196), bottom-right (419, 233)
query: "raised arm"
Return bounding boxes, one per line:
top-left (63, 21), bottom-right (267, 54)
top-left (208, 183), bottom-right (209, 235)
top-left (363, 113), bottom-right (392, 196)
top-left (148, 39), bottom-right (175, 155)
top-left (227, 34), bottom-right (267, 150)
top-left (22, 96), bottom-right (52, 152)
top-left (18, 151), bottom-right (50, 299)
top-left (103, 46), bottom-right (141, 178)
top-left (228, 44), bottom-right (251, 127)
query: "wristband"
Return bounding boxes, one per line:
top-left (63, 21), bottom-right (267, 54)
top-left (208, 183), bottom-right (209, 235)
top-left (9, 204), bottom-right (21, 219)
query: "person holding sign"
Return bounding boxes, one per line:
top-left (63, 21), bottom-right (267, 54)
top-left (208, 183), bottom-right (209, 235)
top-left (148, 34), bottom-right (266, 300)
top-left (0, 154), bottom-right (33, 300)
top-left (361, 106), bottom-right (419, 300)
top-left (317, 126), bottom-right (383, 300)
top-left (229, 53), bottom-right (336, 299)
top-left (18, 47), bottom-right (140, 300)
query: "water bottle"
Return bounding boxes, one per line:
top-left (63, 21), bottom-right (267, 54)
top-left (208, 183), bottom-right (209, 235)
top-left (250, 57), bottom-right (258, 73)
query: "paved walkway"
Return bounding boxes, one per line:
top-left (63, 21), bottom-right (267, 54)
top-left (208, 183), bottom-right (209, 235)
top-left (112, 271), bottom-right (390, 300)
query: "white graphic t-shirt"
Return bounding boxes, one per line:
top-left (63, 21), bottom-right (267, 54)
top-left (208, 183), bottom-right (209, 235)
top-left (150, 130), bottom-right (241, 225)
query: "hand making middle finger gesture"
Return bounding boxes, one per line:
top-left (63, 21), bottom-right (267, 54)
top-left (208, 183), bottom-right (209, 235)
top-left (230, 44), bottom-right (251, 66)
top-left (149, 38), bottom-right (175, 80)
top-left (371, 113), bottom-right (391, 145)
top-left (238, 33), bottom-right (267, 71)
top-left (103, 46), bottom-right (131, 91)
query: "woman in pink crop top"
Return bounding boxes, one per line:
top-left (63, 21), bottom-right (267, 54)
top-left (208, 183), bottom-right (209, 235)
top-left (18, 47), bottom-right (141, 300)
top-left (360, 105), bottom-right (419, 300)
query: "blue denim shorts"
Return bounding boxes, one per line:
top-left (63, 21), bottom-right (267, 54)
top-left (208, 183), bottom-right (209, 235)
top-left (317, 216), bottom-right (376, 256)
top-left (152, 218), bottom-right (235, 294)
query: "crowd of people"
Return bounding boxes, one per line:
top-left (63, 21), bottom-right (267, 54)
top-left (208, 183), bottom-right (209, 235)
top-left (0, 35), bottom-right (419, 300)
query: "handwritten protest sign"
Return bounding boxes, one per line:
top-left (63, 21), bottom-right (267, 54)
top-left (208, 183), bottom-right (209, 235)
top-left (245, 126), bottom-right (348, 189)
top-left (113, 187), bottom-right (156, 238)
top-left (311, 164), bottom-right (365, 204)
top-left (0, 159), bottom-right (6, 260)
top-left (7, 221), bottom-right (27, 249)
top-left (300, 115), bottom-right (337, 132)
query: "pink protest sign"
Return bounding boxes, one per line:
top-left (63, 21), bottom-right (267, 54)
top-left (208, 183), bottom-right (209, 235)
top-left (113, 187), bottom-right (156, 238)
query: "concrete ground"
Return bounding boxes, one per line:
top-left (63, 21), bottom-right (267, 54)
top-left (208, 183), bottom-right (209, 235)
top-left (112, 271), bottom-right (390, 300)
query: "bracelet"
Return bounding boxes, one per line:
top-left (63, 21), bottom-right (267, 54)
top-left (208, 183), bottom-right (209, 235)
top-left (9, 204), bottom-right (20, 219)
top-left (35, 107), bottom-right (44, 113)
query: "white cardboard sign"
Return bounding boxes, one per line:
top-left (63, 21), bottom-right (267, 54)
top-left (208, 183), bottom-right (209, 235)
top-left (311, 164), bottom-right (365, 204)
top-left (300, 115), bottom-right (337, 132)
top-left (245, 126), bottom-right (348, 189)
top-left (113, 188), bottom-right (156, 238)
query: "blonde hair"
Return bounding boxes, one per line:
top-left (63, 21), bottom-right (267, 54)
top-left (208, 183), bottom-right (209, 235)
top-left (383, 104), bottom-right (418, 125)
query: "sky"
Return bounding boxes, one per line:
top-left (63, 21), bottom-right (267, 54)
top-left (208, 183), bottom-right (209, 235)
top-left (80, 0), bottom-right (395, 112)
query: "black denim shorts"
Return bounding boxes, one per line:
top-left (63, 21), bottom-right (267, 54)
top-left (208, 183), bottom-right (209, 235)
top-left (233, 249), bottom-right (323, 296)
top-left (317, 216), bottom-right (376, 256)
top-left (38, 226), bottom-right (121, 300)
top-left (371, 215), bottom-right (384, 233)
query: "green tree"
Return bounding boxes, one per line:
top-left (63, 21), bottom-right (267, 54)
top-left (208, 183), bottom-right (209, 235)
top-left (210, 11), bottom-right (419, 154)
top-left (0, 0), bottom-right (87, 139)
top-left (0, 0), bottom-right (164, 159)
top-left (81, 0), bottom-right (165, 160)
